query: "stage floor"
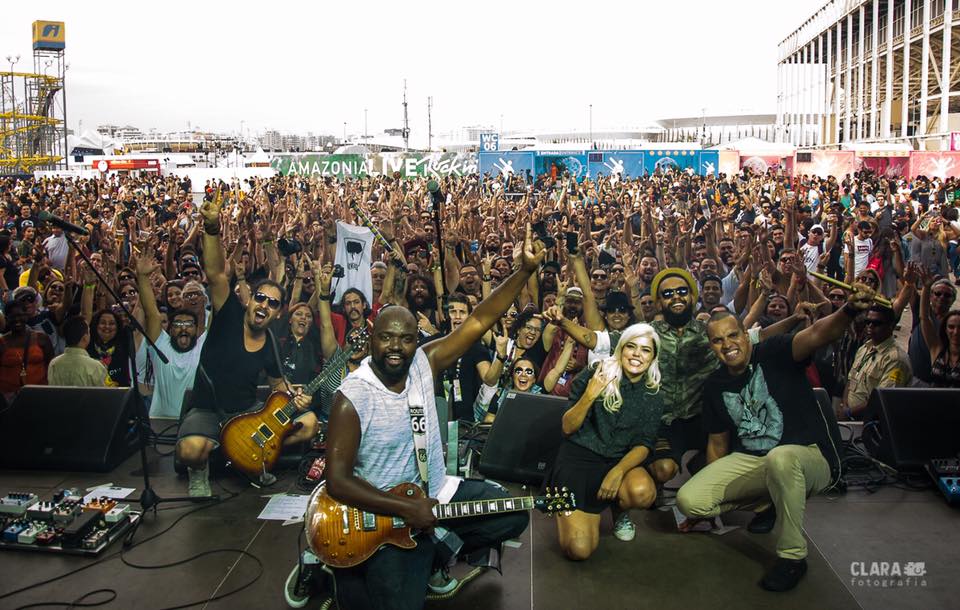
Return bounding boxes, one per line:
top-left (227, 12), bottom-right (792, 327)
top-left (0, 443), bottom-right (956, 610)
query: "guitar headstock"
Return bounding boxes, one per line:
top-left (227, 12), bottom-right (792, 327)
top-left (534, 486), bottom-right (576, 515)
top-left (347, 327), bottom-right (370, 351)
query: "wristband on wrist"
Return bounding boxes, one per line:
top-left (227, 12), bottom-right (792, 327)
top-left (317, 293), bottom-right (333, 301)
top-left (203, 222), bottom-right (221, 236)
top-left (483, 275), bottom-right (492, 282)
top-left (84, 282), bottom-right (96, 289)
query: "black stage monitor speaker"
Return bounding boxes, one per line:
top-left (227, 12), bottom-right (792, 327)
top-left (0, 386), bottom-right (140, 472)
top-left (479, 392), bottom-right (568, 485)
top-left (864, 388), bottom-right (960, 471)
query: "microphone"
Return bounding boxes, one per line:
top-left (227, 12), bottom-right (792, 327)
top-left (38, 211), bottom-right (90, 236)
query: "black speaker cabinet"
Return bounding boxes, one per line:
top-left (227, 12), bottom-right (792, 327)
top-left (864, 388), bottom-right (960, 471)
top-left (0, 386), bottom-right (140, 472)
top-left (479, 392), bottom-right (569, 485)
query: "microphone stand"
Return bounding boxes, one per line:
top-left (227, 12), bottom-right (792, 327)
top-left (427, 183), bottom-right (452, 335)
top-left (59, 230), bottom-right (217, 548)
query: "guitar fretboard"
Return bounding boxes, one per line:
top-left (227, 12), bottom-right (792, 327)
top-left (432, 496), bottom-right (535, 520)
top-left (276, 341), bottom-right (357, 421)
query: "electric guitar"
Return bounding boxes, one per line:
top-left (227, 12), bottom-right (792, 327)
top-left (305, 482), bottom-right (575, 568)
top-left (220, 329), bottom-right (368, 479)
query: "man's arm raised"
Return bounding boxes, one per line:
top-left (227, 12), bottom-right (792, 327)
top-left (199, 189), bottom-right (230, 313)
top-left (424, 224), bottom-right (545, 374)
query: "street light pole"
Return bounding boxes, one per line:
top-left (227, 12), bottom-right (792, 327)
top-left (589, 104), bottom-right (593, 150)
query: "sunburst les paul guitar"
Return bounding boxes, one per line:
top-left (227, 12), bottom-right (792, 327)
top-left (305, 482), bottom-right (576, 568)
top-left (220, 329), bottom-right (369, 479)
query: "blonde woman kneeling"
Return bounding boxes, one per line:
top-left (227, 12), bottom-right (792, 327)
top-left (547, 323), bottom-right (664, 561)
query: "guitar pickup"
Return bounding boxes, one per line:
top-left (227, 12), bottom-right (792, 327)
top-left (274, 410), bottom-right (290, 425)
top-left (251, 424), bottom-right (274, 448)
top-left (361, 511), bottom-right (377, 531)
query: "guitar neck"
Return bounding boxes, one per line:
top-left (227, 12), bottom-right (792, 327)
top-left (432, 496), bottom-right (535, 520)
top-left (276, 343), bottom-right (356, 421)
top-left (304, 344), bottom-right (355, 396)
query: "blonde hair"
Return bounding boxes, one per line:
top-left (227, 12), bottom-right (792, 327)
top-left (598, 323), bottom-right (661, 413)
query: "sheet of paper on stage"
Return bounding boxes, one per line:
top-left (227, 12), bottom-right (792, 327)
top-left (82, 486), bottom-right (136, 504)
top-left (258, 493), bottom-right (311, 521)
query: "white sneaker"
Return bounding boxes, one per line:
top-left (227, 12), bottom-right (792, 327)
top-left (613, 512), bottom-right (636, 541)
top-left (187, 465), bottom-right (211, 497)
top-left (427, 568), bottom-right (459, 595)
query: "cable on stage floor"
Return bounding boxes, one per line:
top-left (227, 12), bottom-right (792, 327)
top-left (0, 474), bottom-right (269, 610)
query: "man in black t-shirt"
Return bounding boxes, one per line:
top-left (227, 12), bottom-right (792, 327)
top-left (176, 191), bottom-right (319, 497)
top-left (677, 287), bottom-right (871, 592)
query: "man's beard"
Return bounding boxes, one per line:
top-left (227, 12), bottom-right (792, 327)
top-left (662, 304), bottom-right (693, 327)
top-left (171, 334), bottom-right (198, 353)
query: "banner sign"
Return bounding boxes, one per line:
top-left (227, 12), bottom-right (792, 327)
top-left (588, 152), bottom-right (646, 179)
top-left (480, 133), bottom-right (500, 152)
top-left (272, 152), bottom-right (478, 178)
top-left (534, 152), bottom-right (589, 180)
top-left (478, 151), bottom-right (535, 179)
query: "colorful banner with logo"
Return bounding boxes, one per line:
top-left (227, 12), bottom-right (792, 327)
top-left (588, 152), bottom-right (646, 178)
top-left (478, 151), bottom-right (535, 179)
top-left (534, 152), bottom-right (589, 180)
top-left (641, 149), bottom-right (704, 175)
top-left (271, 152), bottom-right (478, 178)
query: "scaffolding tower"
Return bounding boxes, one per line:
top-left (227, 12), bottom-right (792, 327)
top-left (0, 21), bottom-right (66, 174)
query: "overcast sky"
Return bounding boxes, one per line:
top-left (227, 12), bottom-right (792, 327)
top-left (3, 0), bottom-right (824, 142)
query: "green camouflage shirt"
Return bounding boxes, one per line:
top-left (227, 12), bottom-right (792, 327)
top-left (651, 318), bottom-right (719, 424)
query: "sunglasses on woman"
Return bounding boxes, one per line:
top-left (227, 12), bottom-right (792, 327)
top-left (253, 292), bottom-right (282, 309)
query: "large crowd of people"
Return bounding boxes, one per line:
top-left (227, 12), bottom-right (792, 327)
top-left (1, 167), bottom-right (958, 603)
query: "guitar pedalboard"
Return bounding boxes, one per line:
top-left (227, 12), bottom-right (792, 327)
top-left (0, 491), bottom-right (139, 556)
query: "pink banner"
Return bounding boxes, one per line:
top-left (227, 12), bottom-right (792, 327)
top-left (794, 150), bottom-right (857, 179)
top-left (739, 155), bottom-right (783, 173)
top-left (718, 150), bottom-right (740, 176)
top-left (908, 151), bottom-right (960, 180)
top-left (857, 156), bottom-right (908, 178)
top-left (951, 132), bottom-right (960, 151)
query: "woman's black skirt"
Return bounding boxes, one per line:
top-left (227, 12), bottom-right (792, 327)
top-left (545, 439), bottom-right (621, 514)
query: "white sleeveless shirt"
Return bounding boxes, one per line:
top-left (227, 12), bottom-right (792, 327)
top-left (338, 348), bottom-right (456, 500)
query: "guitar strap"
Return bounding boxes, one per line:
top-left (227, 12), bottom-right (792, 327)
top-left (408, 391), bottom-right (430, 496)
top-left (266, 327), bottom-right (293, 392)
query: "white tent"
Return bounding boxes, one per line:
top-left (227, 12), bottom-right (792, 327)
top-left (246, 147), bottom-right (271, 165)
top-left (841, 141), bottom-right (912, 154)
top-left (710, 137), bottom-right (795, 157)
top-left (67, 130), bottom-right (118, 156)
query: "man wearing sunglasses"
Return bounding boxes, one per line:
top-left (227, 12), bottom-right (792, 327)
top-left (841, 305), bottom-right (911, 420)
top-left (646, 268), bottom-right (718, 490)
top-left (176, 191), bottom-right (319, 497)
top-left (324, 225), bottom-right (545, 609)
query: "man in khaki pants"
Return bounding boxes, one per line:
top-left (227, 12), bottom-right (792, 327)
top-left (677, 286), bottom-right (873, 592)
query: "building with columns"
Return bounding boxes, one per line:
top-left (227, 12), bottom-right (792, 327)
top-left (778, 0), bottom-right (960, 150)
